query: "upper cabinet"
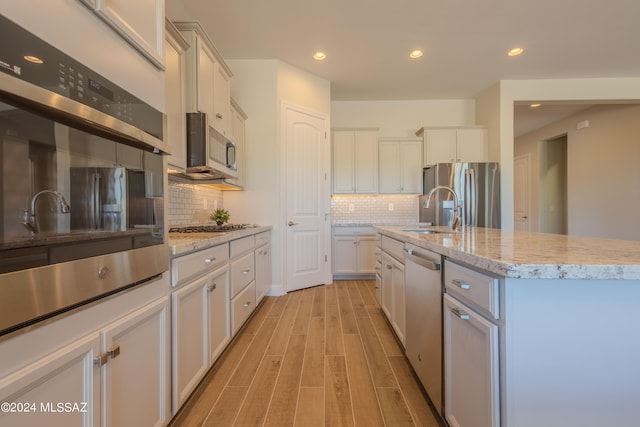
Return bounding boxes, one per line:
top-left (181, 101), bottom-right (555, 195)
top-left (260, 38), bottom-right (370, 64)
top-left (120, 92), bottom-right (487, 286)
top-left (80, 0), bottom-right (165, 69)
top-left (227, 99), bottom-right (248, 188)
top-left (417, 127), bottom-right (488, 165)
top-left (164, 20), bottom-right (189, 171)
top-left (173, 22), bottom-right (233, 138)
top-left (332, 129), bottom-right (379, 194)
top-left (378, 138), bottom-right (423, 194)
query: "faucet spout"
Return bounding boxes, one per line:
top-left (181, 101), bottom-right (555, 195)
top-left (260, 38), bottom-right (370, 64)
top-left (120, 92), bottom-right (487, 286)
top-left (424, 185), bottom-right (462, 230)
top-left (23, 190), bottom-right (71, 235)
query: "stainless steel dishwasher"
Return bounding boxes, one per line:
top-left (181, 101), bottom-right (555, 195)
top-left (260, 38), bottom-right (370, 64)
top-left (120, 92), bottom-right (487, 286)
top-left (404, 242), bottom-right (444, 417)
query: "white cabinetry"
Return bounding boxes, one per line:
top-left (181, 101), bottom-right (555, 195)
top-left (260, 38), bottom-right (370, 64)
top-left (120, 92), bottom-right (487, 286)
top-left (102, 298), bottom-right (170, 427)
top-left (380, 235), bottom-right (406, 346)
top-left (0, 297), bottom-right (170, 427)
top-left (0, 334), bottom-right (101, 427)
top-left (81, 0), bottom-right (164, 68)
top-left (332, 227), bottom-right (377, 278)
top-left (174, 22), bottom-right (233, 138)
top-left (332, 130), bottom-right (378, 194)
top-left (378, 138), bottom-right (423, 194)
top-left (170, 244), bottom-right (230, 413)
top-left (443, 260), bottom-right (500, 427)
top-left (165, 20), bottom-right (189, 170)
top-left (254, 231), bottom-right (272, 304)
top-left (230, 236), bottom-right (256, 335)
top-left (418, 127), bottom-right (488, 166)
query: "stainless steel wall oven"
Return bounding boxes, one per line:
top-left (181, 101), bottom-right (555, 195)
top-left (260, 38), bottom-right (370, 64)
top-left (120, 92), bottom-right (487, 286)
top-left (0, 15), bottom-right (171, 338)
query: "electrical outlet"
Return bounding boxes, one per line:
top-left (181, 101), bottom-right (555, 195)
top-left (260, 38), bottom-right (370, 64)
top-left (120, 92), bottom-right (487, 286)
top-left (348, 203), bottom-right (354, 212)
top-left (388, 203), bottom-right (394, 211)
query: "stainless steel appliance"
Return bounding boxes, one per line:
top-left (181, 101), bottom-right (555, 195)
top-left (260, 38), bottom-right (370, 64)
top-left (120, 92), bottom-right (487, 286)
top-left (0, 14), bottom-right (169, 338)
top-left (174, 112), bottom-right (237, 180)
top-left (404, 243), bottom-right (444, 417)
top-left (420, 163), bottom-right (501, 228)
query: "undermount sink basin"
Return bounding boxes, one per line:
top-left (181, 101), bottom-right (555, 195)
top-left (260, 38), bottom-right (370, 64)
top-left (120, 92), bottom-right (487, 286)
top-left (402, 229), bottom-right (444, 234)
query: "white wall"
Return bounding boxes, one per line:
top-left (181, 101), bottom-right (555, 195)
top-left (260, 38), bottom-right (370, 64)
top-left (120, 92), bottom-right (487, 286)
top-left (515, 104), bottom-right (640, 240)
top-left (224, 59), bottom-right (331, 292)
top-left (476, 78), bottom-right (640, 230)
top-left (331, 99), bottom-right (476, 137)
top-left (3, 2), bottom-right (165, 111)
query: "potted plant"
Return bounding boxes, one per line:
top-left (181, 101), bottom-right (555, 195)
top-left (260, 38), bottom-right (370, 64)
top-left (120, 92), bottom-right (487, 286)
top-left (210, 208), bottom-right (230, 225)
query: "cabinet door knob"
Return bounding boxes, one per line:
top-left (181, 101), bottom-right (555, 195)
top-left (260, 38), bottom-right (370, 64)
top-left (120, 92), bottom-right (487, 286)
top-left (216, 113), bottom-right (223, 119)
top-left (207, 283), bottom-right (217, 292)
top-left (242, 269), bottom-right (250, 275)
top-left (243, 301), bottom-right (251, 308)
top-left (288, 221), bottom-right (298, 226)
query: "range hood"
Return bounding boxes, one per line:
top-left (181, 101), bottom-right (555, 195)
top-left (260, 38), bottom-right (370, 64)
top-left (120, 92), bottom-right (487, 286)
top-left (172, 112), bottom-right (238, 181)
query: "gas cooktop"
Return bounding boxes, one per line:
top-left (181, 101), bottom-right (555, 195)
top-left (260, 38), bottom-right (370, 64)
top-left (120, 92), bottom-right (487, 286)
top-left (168, 224), bottom-right (257, 233)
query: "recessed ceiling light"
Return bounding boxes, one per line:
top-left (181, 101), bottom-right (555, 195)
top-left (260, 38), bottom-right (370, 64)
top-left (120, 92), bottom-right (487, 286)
top-left (530, 103), bottom-right (541, 108)
top-left (24, 55), bottom-right (43, 64)
top-left (313, 52), bottom-right (326, 61)
top-left (409, 50), bottom-right (423, 59)
top-left (507, 47), bottom-right (524, 57)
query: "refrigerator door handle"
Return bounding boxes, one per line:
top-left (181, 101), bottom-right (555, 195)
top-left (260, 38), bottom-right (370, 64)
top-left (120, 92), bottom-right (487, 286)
top-left (470, 167), bottom-right (476, 226)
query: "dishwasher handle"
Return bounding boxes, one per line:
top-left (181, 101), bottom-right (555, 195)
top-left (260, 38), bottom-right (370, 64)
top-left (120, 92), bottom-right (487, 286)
top-left (404, 249), bottom-right (441, 271)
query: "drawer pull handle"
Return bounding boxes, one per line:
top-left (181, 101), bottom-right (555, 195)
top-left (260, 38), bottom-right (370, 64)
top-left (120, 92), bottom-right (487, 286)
top-left (205, 257), bottom-right (215, 264)
top-left (386, 264), bottom-right (392, 270)
top-left (243, 301), bottom-right (251, 308)
top-left (207, 283), bottom-right (217, 292)
top-left (452, 279), bottom-right (471, 290)
top-left (451, 307), bottom-right (470, 320)
top-left (108, 345), bottom-right (121, 359)
top-left (242, 269), bottom-right (250, 275)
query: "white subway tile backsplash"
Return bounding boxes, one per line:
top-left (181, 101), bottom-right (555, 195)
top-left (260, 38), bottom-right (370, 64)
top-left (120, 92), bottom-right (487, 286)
top-left (167, 175), bottom-right (224, 226)
top-left (331, 195), bottom-right (418, 225)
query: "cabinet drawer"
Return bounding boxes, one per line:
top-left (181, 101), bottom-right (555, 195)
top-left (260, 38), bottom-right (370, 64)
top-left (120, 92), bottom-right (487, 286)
top-left (230, 235), bottom-right (255, 258)
top-left (230, 252), bottom-right (255, 297)
top-left (231, 281), bottom-right (256, 335)
top-left (381, 235), bottom-right (405, 262)
top-left (444, 260), bottom-right (499, 319)
top-left (255, 231), bottom-right (270, 247)
top-left (171, 244), bottom-right (229, 287)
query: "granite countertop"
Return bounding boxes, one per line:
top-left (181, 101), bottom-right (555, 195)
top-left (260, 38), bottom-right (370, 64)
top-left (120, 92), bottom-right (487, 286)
top-left (374, 225), bottom-right (640, 280)
top-left (168, 226), bottom-right (272, 256)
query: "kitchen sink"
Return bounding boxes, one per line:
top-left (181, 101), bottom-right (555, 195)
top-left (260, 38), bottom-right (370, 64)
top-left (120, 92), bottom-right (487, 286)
top-left (402, 229), bottom-right (444, 234)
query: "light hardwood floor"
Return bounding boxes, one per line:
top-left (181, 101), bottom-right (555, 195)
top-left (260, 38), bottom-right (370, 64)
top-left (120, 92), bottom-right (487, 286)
top-left (169, 280), bottom-right (441, 427)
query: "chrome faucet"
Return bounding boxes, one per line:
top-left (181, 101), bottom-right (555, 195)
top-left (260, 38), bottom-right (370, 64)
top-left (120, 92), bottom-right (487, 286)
top-left (424, 185), bottom-right (462, 230)
top-left (22, 190), bottom-right (71, 235)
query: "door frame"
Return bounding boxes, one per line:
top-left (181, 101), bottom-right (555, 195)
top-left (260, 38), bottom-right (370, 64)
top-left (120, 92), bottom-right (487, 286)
top-left (280, 101), bottom-right (331, 293)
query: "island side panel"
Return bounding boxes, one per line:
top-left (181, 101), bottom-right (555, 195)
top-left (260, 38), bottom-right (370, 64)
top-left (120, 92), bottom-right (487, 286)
top-left (502, 277), bottom-right (640, 427)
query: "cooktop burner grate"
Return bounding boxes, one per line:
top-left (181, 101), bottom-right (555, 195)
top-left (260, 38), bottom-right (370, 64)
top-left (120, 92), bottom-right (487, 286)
top-left (168, 224), bottom-right (256, 233)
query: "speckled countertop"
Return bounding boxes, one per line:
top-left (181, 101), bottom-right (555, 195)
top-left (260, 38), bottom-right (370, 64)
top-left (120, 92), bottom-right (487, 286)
top-left (168, 226), bottom-right (272, 256)
top-left (374, 225), bottom-right (640, 280)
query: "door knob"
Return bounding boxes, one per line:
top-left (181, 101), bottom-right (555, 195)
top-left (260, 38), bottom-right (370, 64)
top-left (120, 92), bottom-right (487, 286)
top-left (288, 221), bottom-right (298, 226)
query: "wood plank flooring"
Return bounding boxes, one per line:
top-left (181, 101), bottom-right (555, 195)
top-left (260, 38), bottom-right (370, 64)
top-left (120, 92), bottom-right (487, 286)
top-left (169, 280), bottom-right (441, 427)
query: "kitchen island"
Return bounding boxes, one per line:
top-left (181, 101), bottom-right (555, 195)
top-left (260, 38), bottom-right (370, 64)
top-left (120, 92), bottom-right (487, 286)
top-left (375, 225), bottom-right (640, 427)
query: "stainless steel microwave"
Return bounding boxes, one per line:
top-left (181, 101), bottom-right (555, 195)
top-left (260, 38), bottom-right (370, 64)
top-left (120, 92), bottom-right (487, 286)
top-left (183, 112), bottom-right (238, 180)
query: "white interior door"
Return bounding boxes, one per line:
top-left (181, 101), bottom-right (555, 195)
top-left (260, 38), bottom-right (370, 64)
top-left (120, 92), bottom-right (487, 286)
top-left (514, 154), bottom-right (531, 231)
top-left (284, 104), bottom-right (330, 292)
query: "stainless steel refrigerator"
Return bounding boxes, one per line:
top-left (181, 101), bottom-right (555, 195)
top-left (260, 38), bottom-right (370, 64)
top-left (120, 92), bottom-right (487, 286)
top-left (419, 163), bottom-right (501, 228)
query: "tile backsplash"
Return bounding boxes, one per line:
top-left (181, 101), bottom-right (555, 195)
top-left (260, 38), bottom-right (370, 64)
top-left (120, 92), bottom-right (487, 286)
top-left (168, 176), bottom-right (224, 226)
top-left (331, 195), bottom-right (419, 225)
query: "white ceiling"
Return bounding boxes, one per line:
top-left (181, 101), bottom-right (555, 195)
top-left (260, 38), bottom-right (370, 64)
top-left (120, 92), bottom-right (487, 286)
top-left (168, 0), bottom-right (640, 135)
top-left (169, 0), bottom-right (640, 102)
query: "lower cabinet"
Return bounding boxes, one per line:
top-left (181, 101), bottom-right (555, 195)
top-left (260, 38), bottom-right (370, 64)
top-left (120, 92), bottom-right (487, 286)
top-left (255, 242), bottom-right (272, 304)
top-left (332, 226), bottom-right (377, 278)
top-left (443, 294), bottom-right (499, 427)
top-left (380, 235), bottom-right (406, 346)
top-left (171, 265), bottom-right (230, 412)
top-left (443, 260), bottom-right (500, 427)
top-left (0, 297), bottom-right (170, 427)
